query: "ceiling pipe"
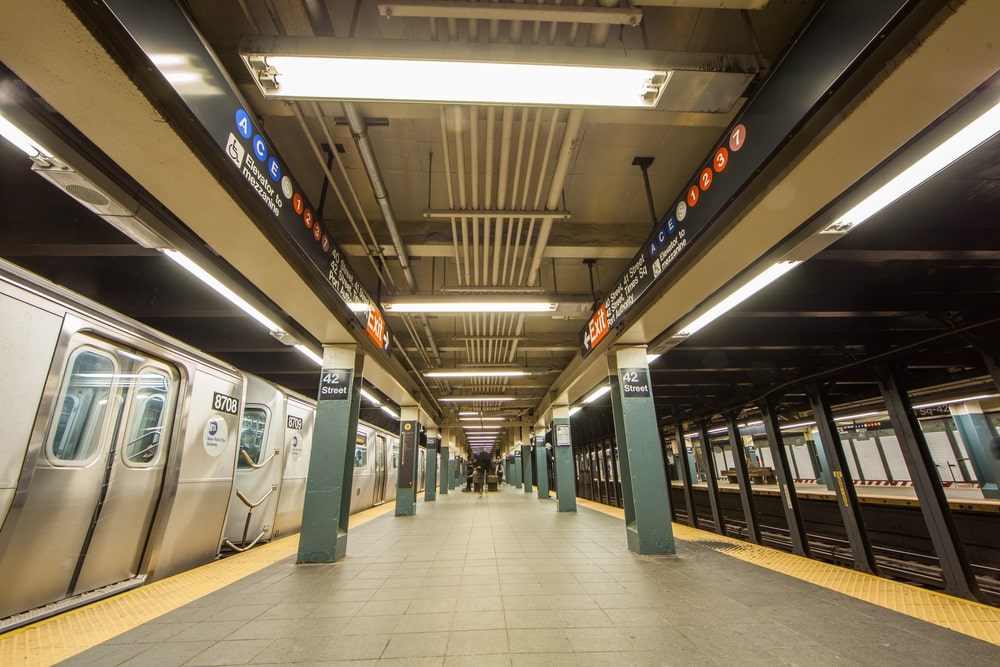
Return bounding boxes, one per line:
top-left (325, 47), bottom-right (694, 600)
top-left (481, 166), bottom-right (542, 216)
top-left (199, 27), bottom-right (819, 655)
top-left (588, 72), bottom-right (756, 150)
top-left (525, 108), bottom-right (583, 288)
top-left (342, 102), bottom-right (443, 367)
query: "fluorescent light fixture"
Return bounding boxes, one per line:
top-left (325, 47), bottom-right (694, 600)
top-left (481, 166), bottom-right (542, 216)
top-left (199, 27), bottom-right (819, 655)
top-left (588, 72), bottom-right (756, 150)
top-left (425, 369), bottom-right (527, 378)
top-left (912, 394), bottom-right (997, 410)
top-left (646, 354), bottom-right (660, 364)
top-left (569, 406), bottom-right (582, 416)
top-left (439, 396), bottom-right (516, 402)
top-left (459, 416), bottom-right (506, 422)
top-left (824, 99), bottom-right (1000, 234)
top-left (0, 112), bottom-right (53, 159)
top-left (360, 388), bottom-right (381, 406)
top-left (676, 261), bottom-right (801, 337)
top-left (163, 250), bottom-right (282, 332)
top-left (381, 404), bottom-right (401, 420)
top-left (294, 344), bottom-right (323, 366)
top-left (583, 385), bottom-right (611, 404)
top-left (245, 56), bottom-right (668, 108)
top-left (384, 300), bottom-right (556, 313)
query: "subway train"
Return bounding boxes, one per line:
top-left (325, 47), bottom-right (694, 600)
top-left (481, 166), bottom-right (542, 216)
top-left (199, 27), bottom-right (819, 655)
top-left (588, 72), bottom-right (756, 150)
top-left (0, 258), bottom-right (412, 631)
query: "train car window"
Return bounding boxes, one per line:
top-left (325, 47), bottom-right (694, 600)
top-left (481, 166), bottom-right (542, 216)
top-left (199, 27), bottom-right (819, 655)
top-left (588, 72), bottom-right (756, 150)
top-left (355, 434), bottom-right (368, 468)
top-left (123, 370), bottom-right (172, 465)
top-left (238, 407), bottom-right (268, 468)
top-left (49, 348), bottom-right (117, 463)
top-left (391, 440), bottom-right (399, 469)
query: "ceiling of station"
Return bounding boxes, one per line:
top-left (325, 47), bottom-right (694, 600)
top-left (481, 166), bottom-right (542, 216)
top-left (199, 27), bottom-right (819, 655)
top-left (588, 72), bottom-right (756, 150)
top-left (1, 0), bottom-right (998, 451)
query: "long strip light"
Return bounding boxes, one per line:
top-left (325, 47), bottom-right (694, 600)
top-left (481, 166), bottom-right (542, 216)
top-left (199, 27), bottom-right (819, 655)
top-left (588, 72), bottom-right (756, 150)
top-left (823, 99), bottom-right (1000, 234)
top-left (676, 261), bottom-right (801, 337)
top-left (425, 369), bottom-right (527, 378)
top-left (246, 56), bottom-right (668, 108)
top-left (459, 416), bottom-right (506, 422)
top-left (582, 385), bottom-right (612, 404)
top-left (294, 344), bottom-right (323, 366)
top-left (0, 112), bottom-right (53, 159)
top-left (384, 300), bottom-right (556, 313)
top-left (439, 396), bottom-right (516, 402)
top-left (163, 250), bottom-right (282, 331)
top-left (360, 388), bottom-right (382, 406)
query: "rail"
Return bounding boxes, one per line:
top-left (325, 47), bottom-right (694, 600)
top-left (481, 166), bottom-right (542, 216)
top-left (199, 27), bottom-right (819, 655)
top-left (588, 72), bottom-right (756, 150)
top-left (223, 484), bottom-right (277, 553)
top-left (239, 447), bottom-right (279, 469)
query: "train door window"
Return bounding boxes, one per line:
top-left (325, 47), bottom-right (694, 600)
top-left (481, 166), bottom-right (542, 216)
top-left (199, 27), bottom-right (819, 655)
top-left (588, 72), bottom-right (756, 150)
top-left (48, 347), bottom-right (118, 464)
top-left (238, 407), bottom-right (269, 468)
top-left (122, 369), bottom-right (174, 466)
top-left (355, 434), bottom-right (368, 468)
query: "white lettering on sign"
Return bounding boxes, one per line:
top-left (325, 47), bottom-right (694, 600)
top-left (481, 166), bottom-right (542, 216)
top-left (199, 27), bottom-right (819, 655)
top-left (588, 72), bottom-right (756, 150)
top-left (212, 391), bottom-right (240, 415)
top-left (619, 368), bottom-right (651, 398)
top-left (320, 369), bottom-right (353, 401)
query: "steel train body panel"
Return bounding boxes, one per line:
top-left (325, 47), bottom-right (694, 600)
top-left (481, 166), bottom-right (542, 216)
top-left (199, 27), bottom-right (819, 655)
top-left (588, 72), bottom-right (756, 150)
top-left (0, 260), bottom-right (244, 620)
top-left (222, 376), bottom-right (285, 549)
top-left (271, 395), bottom-right (314, 538)
top-left (0, 259), bottom-right (424, 625)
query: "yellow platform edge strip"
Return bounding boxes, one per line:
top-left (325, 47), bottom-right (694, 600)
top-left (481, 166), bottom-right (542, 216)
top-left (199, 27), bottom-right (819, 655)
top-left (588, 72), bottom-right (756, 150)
top-left (576, 497), bottom-right (1000, 646)
top-left (0, 501), bottom-right (397, 667)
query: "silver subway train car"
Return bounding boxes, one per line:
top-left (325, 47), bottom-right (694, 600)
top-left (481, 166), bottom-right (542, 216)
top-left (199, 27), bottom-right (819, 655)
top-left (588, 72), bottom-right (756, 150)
top-left (0, 259), bottom-right (413, 631)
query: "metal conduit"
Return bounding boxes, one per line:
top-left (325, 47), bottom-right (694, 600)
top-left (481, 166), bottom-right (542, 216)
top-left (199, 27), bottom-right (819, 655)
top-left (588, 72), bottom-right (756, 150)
top-left (342, 102), bottom-right (443, 367)
top-left (288, 103), bottom-right (391, 289)
top-left (494, 107), bottom-right (513, 286)
top-left (438, 108), bottom-right (462, 287)
top-left (309, 102), bottom-right (396, 291)
top-left (470, 107), bottom-right (480, 286)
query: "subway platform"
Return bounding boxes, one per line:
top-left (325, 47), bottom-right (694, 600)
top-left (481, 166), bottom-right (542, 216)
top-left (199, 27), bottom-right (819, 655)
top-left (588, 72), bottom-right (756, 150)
top-left (6, 487), bottom-right (1000, 666)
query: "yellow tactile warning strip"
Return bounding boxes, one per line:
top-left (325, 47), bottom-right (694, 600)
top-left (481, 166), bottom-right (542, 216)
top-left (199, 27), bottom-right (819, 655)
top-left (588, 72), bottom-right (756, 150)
top-left (576, 497), bottom-right (1000, 646)
top-left (0, 501), bottom-right (397, 667)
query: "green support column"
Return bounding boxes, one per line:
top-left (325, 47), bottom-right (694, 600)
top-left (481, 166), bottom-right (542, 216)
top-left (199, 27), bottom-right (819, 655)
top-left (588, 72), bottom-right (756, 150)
top-left (439, 431), bottom-right (450, 495)
top-left (551, 409), bottom-right (577, 512)
top-left (523, 427), bottom-right (534, 494)
top-left (424, 430), bottom-right (438, 502)
top-left (298, 345), bottom-right (363, 563)
top-left (608, 346), bottom-right (674, 554)
top-left (535, 428), bottom-right (551, 499)
top-left (395, 407), bottom-right (421, 516)
top-left (513, 448), bottom-right (523, 488)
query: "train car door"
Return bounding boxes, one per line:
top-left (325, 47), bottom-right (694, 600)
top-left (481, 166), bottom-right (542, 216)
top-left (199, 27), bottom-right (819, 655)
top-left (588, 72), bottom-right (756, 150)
top-left (222, 378), bottom-right (284, 550)
top-left (373, 433), bottom-right (387, 505)
top-left (0, 335), bottom-right (177, 619)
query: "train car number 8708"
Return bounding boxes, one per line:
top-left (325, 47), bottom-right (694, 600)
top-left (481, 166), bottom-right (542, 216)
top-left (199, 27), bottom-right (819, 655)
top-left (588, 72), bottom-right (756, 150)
top-left (213, 392), bottom-right (240, 415)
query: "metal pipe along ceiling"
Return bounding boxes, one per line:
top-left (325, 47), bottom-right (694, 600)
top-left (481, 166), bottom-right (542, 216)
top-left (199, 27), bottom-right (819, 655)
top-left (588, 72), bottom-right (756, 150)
top-left (342, 102), bottom-right (443, 368)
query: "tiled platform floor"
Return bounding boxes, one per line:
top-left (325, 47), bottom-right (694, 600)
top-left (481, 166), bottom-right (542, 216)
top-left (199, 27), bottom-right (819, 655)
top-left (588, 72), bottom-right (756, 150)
top-left (52, 487), bottom-right (1000, 665)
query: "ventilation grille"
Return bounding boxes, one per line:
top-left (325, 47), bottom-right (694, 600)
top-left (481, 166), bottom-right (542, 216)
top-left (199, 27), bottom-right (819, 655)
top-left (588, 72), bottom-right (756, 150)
top-left (65, 183), bottom-right (111, 207)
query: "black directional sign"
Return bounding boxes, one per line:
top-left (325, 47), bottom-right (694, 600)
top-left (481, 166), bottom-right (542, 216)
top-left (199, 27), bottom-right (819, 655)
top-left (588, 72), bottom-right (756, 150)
top-left (102, 0), bottom-right (391, 353)
top-left (581, 0), bottom-right (911, 357)
top-left (319, 369), bottom-right (353, 401)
